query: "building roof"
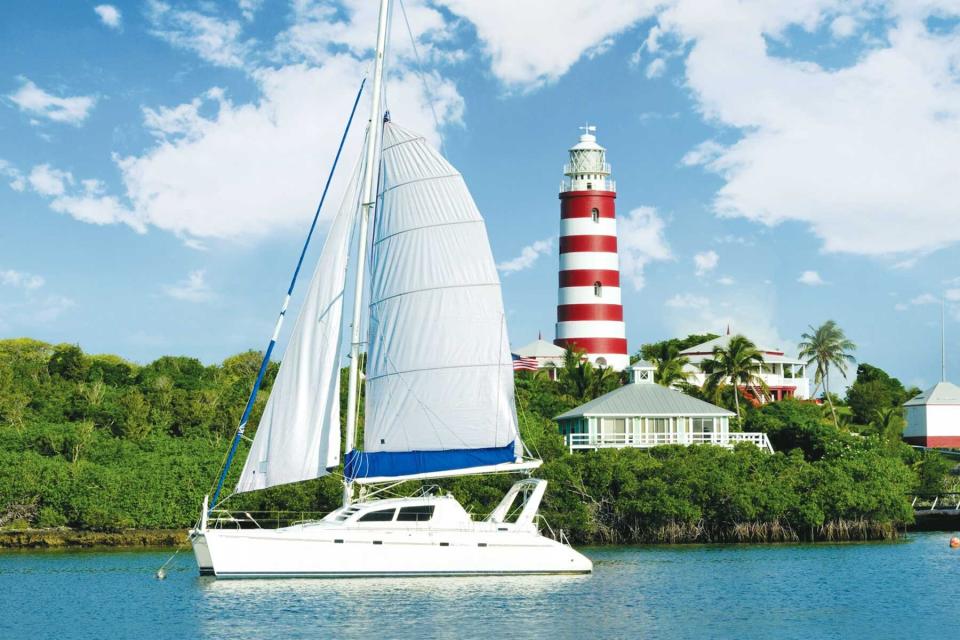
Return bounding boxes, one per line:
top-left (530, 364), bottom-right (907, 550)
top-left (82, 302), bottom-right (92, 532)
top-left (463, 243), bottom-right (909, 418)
top-left (513, 339), bottom-right (566, 359)
top-left (679, 334), bottom-right (803, 364)
top-left (904, 381), bottom-right (960, 407)
top-left (632, 359), bottom-right (654, 368)
top-left (555, 383), bottom-right (735, 420)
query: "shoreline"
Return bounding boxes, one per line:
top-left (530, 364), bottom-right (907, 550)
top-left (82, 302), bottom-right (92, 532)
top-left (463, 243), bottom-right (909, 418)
top-left (2, 522), bottom-right (954, 550)
top-left (0, 528), bottom-right (190, 549)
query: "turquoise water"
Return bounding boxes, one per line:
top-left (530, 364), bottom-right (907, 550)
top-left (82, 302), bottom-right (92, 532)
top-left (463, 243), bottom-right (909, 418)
top-left (2, 533), bottom-right (959, 639)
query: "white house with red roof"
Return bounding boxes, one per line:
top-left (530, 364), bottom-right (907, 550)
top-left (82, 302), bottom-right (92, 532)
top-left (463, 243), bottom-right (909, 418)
top-left (679, 334), bottom-right (810, 402)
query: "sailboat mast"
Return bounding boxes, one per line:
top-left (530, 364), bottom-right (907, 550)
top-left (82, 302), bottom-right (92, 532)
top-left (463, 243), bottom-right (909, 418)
top-left (343, 0), bottom-right (391, 507)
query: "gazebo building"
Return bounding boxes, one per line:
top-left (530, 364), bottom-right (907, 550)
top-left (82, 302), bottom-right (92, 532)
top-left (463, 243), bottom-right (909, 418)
top-left (903, 381), bottom-right (960, 448)
top-left (555, 362), bottom-right (773, 453)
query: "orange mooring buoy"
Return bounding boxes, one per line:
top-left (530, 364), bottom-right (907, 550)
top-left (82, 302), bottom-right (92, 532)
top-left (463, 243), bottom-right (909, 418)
top-left (950, 537), bottom-right (960, 549)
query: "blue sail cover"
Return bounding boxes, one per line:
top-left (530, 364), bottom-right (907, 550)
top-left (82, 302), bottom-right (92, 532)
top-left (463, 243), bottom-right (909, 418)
top-left (344, 442), bottom-right (516, 480)
top-left (346, 123), bottom-right (523, 482)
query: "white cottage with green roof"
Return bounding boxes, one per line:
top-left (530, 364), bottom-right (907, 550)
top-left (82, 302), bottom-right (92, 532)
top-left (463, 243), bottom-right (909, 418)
top-left (555, 362), bottom-right (773, 453)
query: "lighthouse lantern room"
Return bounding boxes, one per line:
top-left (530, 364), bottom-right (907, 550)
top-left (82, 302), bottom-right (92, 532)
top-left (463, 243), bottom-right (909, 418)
top-left (554, 125), bottom-right (629, 371)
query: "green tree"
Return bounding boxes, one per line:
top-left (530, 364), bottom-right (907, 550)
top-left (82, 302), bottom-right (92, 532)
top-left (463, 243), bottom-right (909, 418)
top-left (846, 363), bottom-right (909, 425)
top-left (701, 335), bottom-right (768, 425)
top-left (47, 344), bottom-right (88, 382)
top-left (798, 320), bottom-right (856, 428)
top-left (558, 349), bottom-right (618, 402)
top-left (641, 341), bottom-right (692, 388)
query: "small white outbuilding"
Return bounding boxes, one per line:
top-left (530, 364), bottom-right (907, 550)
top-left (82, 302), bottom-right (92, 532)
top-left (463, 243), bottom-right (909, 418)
top-left (903, 381), bottom-right (960, 448)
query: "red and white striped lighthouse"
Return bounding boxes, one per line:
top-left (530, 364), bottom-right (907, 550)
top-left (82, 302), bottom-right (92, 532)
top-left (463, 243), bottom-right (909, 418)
top-left (554, 125), bottom-right (629, 371)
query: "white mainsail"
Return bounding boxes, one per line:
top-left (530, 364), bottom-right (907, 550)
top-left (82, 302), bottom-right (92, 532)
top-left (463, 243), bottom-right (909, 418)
top-left (345, 122), bottom-right (524, 481)
top-left (235, 161), bottom-right (360, 493)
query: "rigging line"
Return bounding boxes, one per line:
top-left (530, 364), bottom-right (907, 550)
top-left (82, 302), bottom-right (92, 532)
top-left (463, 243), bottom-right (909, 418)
top-left (208, 76), bottom-right (367, 514)
top-left (398, 0), bottom-right (445, 156)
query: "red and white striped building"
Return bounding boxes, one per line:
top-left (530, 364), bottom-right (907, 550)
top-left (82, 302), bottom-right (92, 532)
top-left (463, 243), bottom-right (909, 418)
top-left (554, 126), bottom-right (629, 371)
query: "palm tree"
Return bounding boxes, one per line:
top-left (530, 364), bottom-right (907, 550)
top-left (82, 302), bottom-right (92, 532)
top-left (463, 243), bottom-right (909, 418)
top-left (642, 343), bottom-right (692, 388)
top-left (559, 348), bottom-right (617, 402)
top-left (798, 320), bottom-right (856, 428)
top-left (701, 335), bottom-right (768, 424)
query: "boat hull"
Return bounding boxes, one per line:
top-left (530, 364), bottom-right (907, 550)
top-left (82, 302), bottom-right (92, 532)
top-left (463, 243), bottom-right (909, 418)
top-left (190, 526), bottom-right (591, 578)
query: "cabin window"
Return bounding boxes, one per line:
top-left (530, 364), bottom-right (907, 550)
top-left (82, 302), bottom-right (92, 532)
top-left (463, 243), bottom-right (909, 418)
top-left (586, 182), bottom-right (593, 189)
top-left (591, 207), bottom-right (599, 222)
top-left (594, 281), bottom-right (602, 297)
top-left (397, 505), bottom-right (435, 522)
top-left (358, 508), bottom-right (396, 522)
top-left (595, 357), bottom-right (607, 367)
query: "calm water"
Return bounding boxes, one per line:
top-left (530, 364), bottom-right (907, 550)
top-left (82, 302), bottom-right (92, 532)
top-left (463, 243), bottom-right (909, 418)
top-left (2, 532), bottom-right (959, 639)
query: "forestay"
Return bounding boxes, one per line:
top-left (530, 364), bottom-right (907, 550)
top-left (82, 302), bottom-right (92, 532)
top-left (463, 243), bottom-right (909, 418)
top-left (235, 161), bottom-right (360, 493)
top-left (345, 122), bottom-right (522, 481)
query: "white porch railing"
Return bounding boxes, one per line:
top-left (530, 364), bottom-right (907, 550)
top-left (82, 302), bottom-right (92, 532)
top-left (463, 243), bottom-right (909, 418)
top-left (566, 431), bottom-right (774, 453)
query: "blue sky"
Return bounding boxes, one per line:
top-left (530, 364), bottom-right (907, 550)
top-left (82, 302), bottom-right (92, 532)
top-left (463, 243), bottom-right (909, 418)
top-left (2, 1), bottom-right (960, 391)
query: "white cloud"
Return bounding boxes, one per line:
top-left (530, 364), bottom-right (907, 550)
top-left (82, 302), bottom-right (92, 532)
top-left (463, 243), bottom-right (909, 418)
top-left (147, 0), bottom-right (251, 68)
top-left (0, 160), bottom-right (25, 192)
top-left (717, 276), bottom-right (735, 286)
top-left (32, 295), bottom-right (75, 323)
top-left (664, 291), bottom-right (786, 350)
top-left (911, 293), bottom-right (939, 305)
top-left (618, 206), bottom-right (672, 291)
top-left (436, 0), bottom-right (657, 88)
top-left (497, 237), bottom-right (553, 274)
top-left (28, 164), bottom-right (72, 196)
top-left (112, 60), bottom-right (461, 241)
top-left (693, 250), bottom-right (718, 276)
top-left (275, 0), bottom-right (458, 67)
top-left (31, 2), bottom-right (464, 243)
top-left (665, 1), bottom-right (960, 257)
top-left (830, 15), bottom-right (857, 39)
top-left (94, 5), bottom-right (122, 30)
top-left (163, 270), bottom-right (213, 302)
top-left (681, 139), bottom-right (724, 167)
top-left (798, 270), bottom-right (826, 286)
top-left (8, 78), bottom-right (96, 125)
top-left (237, 0), bottom-right (263, 22)
top-left (944, 288), bottom-right (960, 302)
top-left (0, 269), bottom-right (45, 290)
top-left (646, 58), bottom-right (666, 79)
top-left (665, 293), bottom-right (708, 309)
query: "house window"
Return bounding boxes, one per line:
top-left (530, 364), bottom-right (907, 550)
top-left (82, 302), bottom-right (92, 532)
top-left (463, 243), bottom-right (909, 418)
top-left (692, 417), bottom-right (714, 436)
top-left (602, 417), bottom-right (626, 443)
top-left (591, 208), bottom-right (599, 222)
top-left (596, 357), bottom-right (607, 367)
top-left (594, 281), bottom-right (602, 297)
top-left (650, 418), bottom-right (670, 434)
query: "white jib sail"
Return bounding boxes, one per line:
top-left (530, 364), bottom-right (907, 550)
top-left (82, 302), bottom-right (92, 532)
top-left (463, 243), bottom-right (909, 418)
top-left (235, 161), bottom-right (360, 493)
top-left (363, 123), bottom-right (521, 462)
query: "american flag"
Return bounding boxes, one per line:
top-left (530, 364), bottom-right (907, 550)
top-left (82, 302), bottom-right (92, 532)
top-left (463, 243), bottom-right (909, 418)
top-left (512, 354), bottom-right (539, 371)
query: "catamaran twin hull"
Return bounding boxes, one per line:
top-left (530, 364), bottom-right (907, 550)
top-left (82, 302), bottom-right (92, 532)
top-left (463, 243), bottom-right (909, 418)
top-left (191, 484), bottom-right (592, 578)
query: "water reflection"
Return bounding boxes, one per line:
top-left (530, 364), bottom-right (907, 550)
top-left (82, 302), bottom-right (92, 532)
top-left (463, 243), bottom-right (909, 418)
top-left (198, 573), bottom-right (594, 639)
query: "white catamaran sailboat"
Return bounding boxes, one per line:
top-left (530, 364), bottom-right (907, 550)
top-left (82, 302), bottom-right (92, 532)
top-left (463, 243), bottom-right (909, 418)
top-left (188, 0), bottom-right (591, 578)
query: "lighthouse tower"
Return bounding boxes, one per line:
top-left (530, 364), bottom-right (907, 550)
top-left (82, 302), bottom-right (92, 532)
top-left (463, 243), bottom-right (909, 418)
top-left (554, 125), bottom-right (629, 371)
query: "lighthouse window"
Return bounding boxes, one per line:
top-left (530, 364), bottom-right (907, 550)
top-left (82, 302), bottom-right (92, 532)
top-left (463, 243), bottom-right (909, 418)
top-left (594, 281), bottom-right (602, 297)
top-left (591, 208), bottom-right (599, 222)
